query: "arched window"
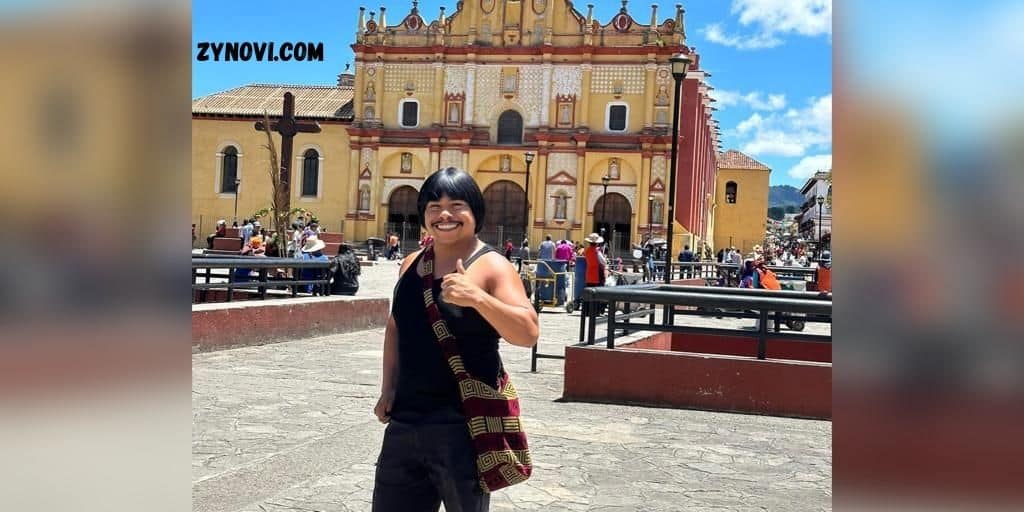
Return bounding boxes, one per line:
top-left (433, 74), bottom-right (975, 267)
top-left (358, 185), bottom-right (372, 211)
top-left (725, 181), bottom-right (738, 204)
top-left (399, 99), bottom-right (419, 128)
top-left (301, 149), bottom-right (319, 197)
top-left (497, 110), bottom-right (523, 145)
top-left (220, 146), bottom-right (238, 193)
top-left (606, 103), bottom-right (628, 132)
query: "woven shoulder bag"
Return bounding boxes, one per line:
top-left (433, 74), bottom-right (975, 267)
top-left (418, 246), bottom-right (533, 493)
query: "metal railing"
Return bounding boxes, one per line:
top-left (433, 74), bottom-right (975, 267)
top-left (585, 286), bottom-right (831, 358)
top-left (580, 284), bottom-right (832, 359)
top-left (191, 256), bottom-right (332, 303)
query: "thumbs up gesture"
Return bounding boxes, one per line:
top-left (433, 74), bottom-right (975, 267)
top-left (441, 258), bottom-right (482, 308)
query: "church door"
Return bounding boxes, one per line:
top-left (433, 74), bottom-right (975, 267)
top-left (387, 186), bottom-right (420, 250)
top-left (481, 180), bottom-right (526, 247)
top-left (594, 192), bottom-right (632, 258)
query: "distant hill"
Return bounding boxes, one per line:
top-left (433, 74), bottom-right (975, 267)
top-left (769, 185), bottom-right (803, 207)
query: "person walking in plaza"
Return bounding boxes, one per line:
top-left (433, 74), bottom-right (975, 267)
top-left (538, 235), bottom-right (556, 260)
top-left (239, 218), bottom-right (254, 246)
top-left (372, 167), bottom-right (539, 512)
top-left (387, 232), bottom-right (400, 260)
top-left (555, 239), bottom-right (574, 266)
top-left (582, 233), bottom-right (608, 315)
top-left (503, 239), bottom-right (514, 260)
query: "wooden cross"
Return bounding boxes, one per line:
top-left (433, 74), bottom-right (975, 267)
top-left (254, 92), bottom-right (321, 217)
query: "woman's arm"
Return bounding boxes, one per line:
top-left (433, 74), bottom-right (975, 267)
top-left (441, 255), bottom-right (539, 347)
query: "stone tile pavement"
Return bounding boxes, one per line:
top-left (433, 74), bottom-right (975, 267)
top-left (193, 262), bottom-right (832, 511)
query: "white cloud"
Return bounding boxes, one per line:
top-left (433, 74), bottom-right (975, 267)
top-left (736, 113), bottom-right (763, 134)
top-left (733, 0), bottom-right (832, 37)
top-left (702, 0), bottom-right (832, 50)
top-left (701, 23), bottom-right (781, 50)
top-left (710, 89), bottom-right (787, 111)
top-left (742, 131), bottom-right (807, 157)
top-left (787, 154), bottom-right (832, 180)
top-left (735, 94), bottom-right (831, 157)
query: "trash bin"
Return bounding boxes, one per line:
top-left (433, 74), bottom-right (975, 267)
top-left (535, 259), bottom-right (567, 305)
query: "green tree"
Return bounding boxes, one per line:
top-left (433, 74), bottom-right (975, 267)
top-left (768, 206), bottom-right (785, 220)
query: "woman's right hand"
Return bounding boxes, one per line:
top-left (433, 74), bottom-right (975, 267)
top-left (374, 391), bottom-right (395, 424)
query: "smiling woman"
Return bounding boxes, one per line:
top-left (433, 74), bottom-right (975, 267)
top-left (372, 168), bottom-right (539, 511)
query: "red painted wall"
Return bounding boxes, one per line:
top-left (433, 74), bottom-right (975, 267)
top-left (563, 337), bottom-right (832, 419)
top-left (192, 297), bottom-right (389, 351)
top-left (671, 333), bottom-right (832, 363)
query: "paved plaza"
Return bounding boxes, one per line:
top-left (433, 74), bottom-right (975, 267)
top-left (193, 261), bottom-right (832, 511)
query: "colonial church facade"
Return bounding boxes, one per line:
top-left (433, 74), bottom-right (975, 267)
top-left (192, 0), bottom-right (724, 254)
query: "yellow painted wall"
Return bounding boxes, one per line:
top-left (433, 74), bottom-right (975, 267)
top-left (712, 167), bottom-right (770, 254)
top-left (191, 118), bottom-right (352, 236)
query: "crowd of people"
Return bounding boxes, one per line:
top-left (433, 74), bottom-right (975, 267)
top-left (200, 217), bottom-right (361, 295)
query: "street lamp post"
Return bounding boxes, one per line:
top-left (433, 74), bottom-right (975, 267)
top-left (524, 152), bottom-right (535, 245)
top-left (600, 174), bottom-right (611, 254)
top-left (647, 194), bottom-right (654, 240)
top-left (665, 52), bottom-right (692, 284)
top-left (816, 195), bottom-right (824, 255)
top-left (233, 178), bottom-right (241, 224)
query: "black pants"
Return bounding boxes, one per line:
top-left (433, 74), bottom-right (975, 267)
top-left (372, 420), bottom-right (489, 512)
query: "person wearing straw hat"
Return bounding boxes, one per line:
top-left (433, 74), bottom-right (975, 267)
top-left (299, 235), bottom-right (328, 294)
top-left (582, 233), bottom-right (608, 316)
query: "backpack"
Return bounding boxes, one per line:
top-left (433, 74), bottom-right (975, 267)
top-left (329, 252), bottom-right (361, 295)
top-left (757, 268), bottom-right (781, 290)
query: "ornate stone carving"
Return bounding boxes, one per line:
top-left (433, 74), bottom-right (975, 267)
top-left (382, 177), bottom-right (424, 203)
top-left (651, 154), bottom-right (666, 184)
top-left (546, 152), bottom-right (578, 180)
top-left (444, 65), bottom-right (466, 95)
top-left (384, 63), bottom-right (434, 93)
top-left (593, 65), bottom-right (645, 95)
top-left (517, 66), bottom-right (544, 126)
top-left (361, 147), bottom-right (375, 173)
top-left (473, 66), bottom-right (500, 123)
top-left (552, 65), bottom-right (582, 97)
top-left (440, 149), bottom-right (462, 169)
top-left (656, 66), bottom-right (671, 87)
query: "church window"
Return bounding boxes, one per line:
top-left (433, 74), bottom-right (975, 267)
top-left (220, 146), bottom-right (239, 194)
top-left (399, 99), bottom-right (419, 128)
top-left (497, 110), bottom-right (523, 145)
top-left (301, 149), bottom-right (319, 197)
top-left (607, 103), bottom-right (628, 132)
top-left (726, 181), bottom-right (737, 204)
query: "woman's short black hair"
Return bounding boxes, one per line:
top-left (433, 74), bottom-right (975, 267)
top-left (417, 167), bottom-right (486, 234)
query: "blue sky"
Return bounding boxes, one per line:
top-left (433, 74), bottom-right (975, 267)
top-left (194, 0), bottom-right (832, 187)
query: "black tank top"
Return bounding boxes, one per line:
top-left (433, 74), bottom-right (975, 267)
top-left (390, 245), bottom-right (503, 423)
